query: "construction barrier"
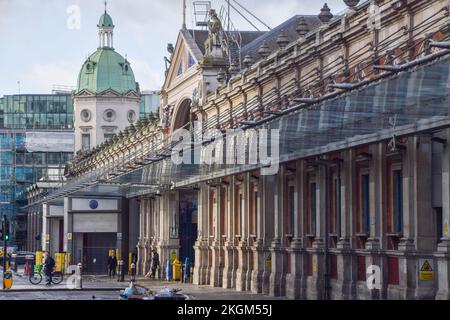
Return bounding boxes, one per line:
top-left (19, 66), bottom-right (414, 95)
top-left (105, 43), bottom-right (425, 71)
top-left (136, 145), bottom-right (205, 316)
top-left (54, 253), bottom-right (65, 272)
top-left (35, 251), bottom-right (43, 267)
top-left (128, 253), bottom-right (132, 276)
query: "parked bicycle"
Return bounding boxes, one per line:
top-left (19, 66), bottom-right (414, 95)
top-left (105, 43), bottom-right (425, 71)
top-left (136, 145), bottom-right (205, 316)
top-left (29, 270), bottom-right (64, 285)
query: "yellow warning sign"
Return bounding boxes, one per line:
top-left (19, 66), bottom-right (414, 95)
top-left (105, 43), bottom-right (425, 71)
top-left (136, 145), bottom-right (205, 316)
top-left (419, 259), bottom-right (434, 281)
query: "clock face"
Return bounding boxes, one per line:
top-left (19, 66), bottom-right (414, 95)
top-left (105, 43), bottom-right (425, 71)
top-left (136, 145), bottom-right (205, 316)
top-left (89, 200), bottom-right (99, 210)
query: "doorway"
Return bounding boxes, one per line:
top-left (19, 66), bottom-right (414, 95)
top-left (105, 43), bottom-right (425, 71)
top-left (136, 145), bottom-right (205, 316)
top-left (82, 233), bottom-right (116, 274)
top-left (179, 201), bottom-right (198, 265)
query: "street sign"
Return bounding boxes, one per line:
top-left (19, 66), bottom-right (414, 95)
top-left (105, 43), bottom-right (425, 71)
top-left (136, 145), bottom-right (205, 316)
top-left (419, 259), bottom-right (434, 281)
top-left (67, 233), bottom-right (72, 240)
top-left (117, 233), bottom-right (122, 240)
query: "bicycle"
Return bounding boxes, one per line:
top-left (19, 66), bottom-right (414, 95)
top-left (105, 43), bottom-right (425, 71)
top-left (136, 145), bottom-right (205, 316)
top-left (29, 270), bottom-right (64, 285)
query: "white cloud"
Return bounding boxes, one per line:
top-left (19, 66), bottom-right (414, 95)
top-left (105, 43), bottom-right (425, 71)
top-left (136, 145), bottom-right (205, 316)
top-left (23, 61), bottom-right (79, 93)
top-left (129, 59), bottom-right (165, 92)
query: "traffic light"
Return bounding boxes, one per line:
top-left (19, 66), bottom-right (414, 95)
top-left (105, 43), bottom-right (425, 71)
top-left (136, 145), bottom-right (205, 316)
top-left (1, 218), bottom-right (9, 242)
top-left (3, 220), bottom-right (9, 241)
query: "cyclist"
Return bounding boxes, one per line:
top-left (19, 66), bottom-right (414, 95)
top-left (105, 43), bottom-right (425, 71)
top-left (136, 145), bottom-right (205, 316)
top-left (43, 252), bottom-right (55, 286)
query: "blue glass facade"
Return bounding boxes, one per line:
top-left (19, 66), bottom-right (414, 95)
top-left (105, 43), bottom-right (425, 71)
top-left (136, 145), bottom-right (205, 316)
top-left (140, 91), bottom-right (160, 118)
top-left (0, 94), bottom-right (74, 248)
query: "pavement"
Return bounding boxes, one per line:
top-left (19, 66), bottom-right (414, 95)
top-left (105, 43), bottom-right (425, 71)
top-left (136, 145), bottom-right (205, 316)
top-left (0, 267), bottom-right (288, 300)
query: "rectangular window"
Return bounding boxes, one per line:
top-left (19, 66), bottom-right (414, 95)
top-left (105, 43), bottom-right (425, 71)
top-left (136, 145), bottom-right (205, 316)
top-left (388, 257), bottom-right (399, 285)
top-left (287, 185), bottom-right (295, 235)
top-left (330, 255), bottom-right (338, 280)
top-left (104, 133), bottom-right (114, 141)
top-left (387, 161), bottom-right (403, 234)
top-left (357, 171), bottom-right (370, 234)
top-left (393, 169), bottom-right (403, 233)
top-left (221, 187), bottom-right (227, 237)
top-left (249, 183), bottom-right (258, 236)
top-left (82, 133), bottom-right (90, 151)
top-left (329, 170), bottom-right (339, 235)
top-left (306, 174), bottom-right (317, 236)
top-left (357, 256), bottom-right (366, 281)
top-left (240, 193), bottom-right (244, 236)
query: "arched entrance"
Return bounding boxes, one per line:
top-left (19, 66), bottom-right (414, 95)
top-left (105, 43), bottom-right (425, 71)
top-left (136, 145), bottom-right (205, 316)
top-left (172, 99), bottom-right (192, 131)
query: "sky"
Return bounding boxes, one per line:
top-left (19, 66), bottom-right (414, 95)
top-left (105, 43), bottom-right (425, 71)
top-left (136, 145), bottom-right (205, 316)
top-left (0, 0), bottom-right (347, 95)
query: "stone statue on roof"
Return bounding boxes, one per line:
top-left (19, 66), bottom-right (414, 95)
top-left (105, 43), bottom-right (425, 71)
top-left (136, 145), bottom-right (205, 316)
top-left (203, 9), bottom-right (226, 65)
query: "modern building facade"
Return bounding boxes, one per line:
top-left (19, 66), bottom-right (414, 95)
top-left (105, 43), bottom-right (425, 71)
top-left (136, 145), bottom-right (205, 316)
top-left (141, 91), bottom-right (160, 118)
top-left (0, 94), bottom-right (74, 249)
top-left (33, 0), bottom-right (450, 300)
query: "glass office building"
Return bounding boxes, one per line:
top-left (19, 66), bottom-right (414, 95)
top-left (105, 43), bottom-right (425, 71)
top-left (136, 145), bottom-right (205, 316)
top-left (140, 91), bottom-right (160, 118)
top-left (0, 94), bottom-right (74, 249)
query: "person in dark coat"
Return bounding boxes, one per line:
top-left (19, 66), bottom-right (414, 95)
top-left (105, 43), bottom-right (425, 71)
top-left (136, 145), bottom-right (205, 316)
top-left (151, 249), bottom-right (160, 278)
top-left (43, 252), bottom-right (55, 286)
top-left (107, 252), bottom-right (117, 278)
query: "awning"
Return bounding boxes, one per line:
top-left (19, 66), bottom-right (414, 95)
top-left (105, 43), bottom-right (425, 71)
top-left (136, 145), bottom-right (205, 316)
top-left (29, 51), bottom-right (450, 203)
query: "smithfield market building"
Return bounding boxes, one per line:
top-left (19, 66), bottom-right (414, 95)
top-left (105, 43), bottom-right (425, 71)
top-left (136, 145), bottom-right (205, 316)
top-left (27, 0), bottom-right (450, 299)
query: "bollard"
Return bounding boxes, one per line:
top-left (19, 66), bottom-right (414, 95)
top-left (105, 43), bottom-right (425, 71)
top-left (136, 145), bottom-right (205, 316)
top-left (75, 263), bottom-right (82, 289)
top-left (11, 254), bottom-right (17, 273)
top-left (157, 264), bottom-right (161, 280)
top-left (184, 257), bottom-right (190, 283)
top-left (130, 263), bottom-right (136, 282)
top-left (180, 262), bottom-right (184, 283)
top-left (117, 260), bottom-right (125, 282)
top-left (165, 260), bottom-right (172, 281)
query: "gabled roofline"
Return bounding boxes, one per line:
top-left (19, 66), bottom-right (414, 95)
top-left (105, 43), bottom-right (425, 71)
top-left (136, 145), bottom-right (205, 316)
top-left (162, 29), bottom-right (205, 92)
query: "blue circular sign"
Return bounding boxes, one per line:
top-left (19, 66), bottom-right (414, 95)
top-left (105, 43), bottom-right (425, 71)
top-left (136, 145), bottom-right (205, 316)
top-left (89, 200), bottom-right (99, 210)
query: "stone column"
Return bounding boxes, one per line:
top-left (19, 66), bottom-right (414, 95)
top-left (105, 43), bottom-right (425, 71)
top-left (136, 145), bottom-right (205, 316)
top-left (269, 167), bottom-right (287, 297)
top-left (336, 150), bottom-right (356, 300)
top-left (223, 179), bottom-right (235, 289)
top-left (262, 175), bottom-right (275, 295)
top-left (137, 198), bottom-right (144, 275)
top-left (193, 183), bottom-right (210, 285)
top-left (210, 186), bottom-right (223, 287)
top-left (157, 192), bottom-right (180, 276)
top-left (63, 197), bottom-right (73, 255)
top-left (251, 174), bottom-right (265, 294)
top-left (308, 165), bottom-right (326, 300)
top-left (365, 143), bottom-right (384, 300)
top-left (412, 136), bottom-right (435, 299)
top-left (395, 137), bottom-right (434, 299)
top-left (287, 160), bottom-right (306, 299)
top-left (236, 175), bottom-right (249, 291)
top-left (436, 130), bottom-right (450, 299)
top-left (42, 203), bottom-right (50, 252)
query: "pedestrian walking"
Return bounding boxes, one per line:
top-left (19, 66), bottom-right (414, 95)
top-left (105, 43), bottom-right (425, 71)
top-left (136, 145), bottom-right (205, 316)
top-left (107, 252), bottom-right (117, 279)
top-left (151, 249), bottom-right (160, 278)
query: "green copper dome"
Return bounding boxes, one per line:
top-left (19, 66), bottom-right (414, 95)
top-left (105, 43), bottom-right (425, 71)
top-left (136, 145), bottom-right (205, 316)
top-left (77, 48), bottom-right (138, 94)
top-left (98, 12), bottom-right (114, 27)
